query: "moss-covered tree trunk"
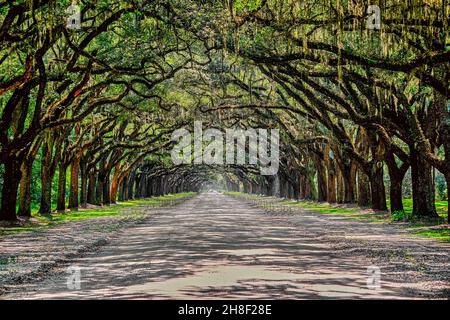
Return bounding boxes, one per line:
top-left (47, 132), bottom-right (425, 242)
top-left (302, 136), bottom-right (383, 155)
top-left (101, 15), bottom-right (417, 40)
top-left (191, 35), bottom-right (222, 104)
top-left (385, 151), bottom-right (409, 213)
top-left (68, 156), bottom-right (81, 210)
top-left (110, 169), bottom-right (122, 204)
top-left (18, 160), bottom-right (33, 218)
top-left (87, 170), bottom-right (97, 205)
top-left (338, 159), bottom-right (356, 203)
top-left (56, 162), bottom-right (68, 212)
top-left (102, 172), bottom-right (111, 205)
top-left (357, 170), bottom-right (371, 207)
top-left (0, 158), bottom-right (22, 221)
top-left (79, 159), bottom-right (88, 208)
top-left (336, 169), bottom-right (344, 204)
top-left (347, 162), bottom-right (357, 203)
top-left (369, 164), bottom-right (387, 211)
top-left (120, 176), bottom-right (129, 201)
top-left (326, 160), bottom-right (337, 203)
top-left (316, 157), bottom-right (327, 202)
top-left (39, 138), bottom-right (55, 214)
top-left (292, 173), bottom-right (300, 200)
top-left (96, 172), bottom-right (105, 205)
top-left (410, 147), bottom-right (438, 218)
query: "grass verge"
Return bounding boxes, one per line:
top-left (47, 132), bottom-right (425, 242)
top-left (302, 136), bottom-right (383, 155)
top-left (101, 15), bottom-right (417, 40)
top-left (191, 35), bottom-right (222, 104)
top-left (0, 192), bottom-right (196, 237)
top-left (226, 191), bottom-right (449, 242)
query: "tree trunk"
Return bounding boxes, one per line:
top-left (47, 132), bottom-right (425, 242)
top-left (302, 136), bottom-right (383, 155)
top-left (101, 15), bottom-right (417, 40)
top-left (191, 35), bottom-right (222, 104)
top-left (357, 170), bottom-right (371, 207)
top-left (385, 151), bottom-right (408, 213)
top-left (0, 158), bottom-right (21, 221)
top-left (292, 173), bottom-right (300, 200)
top-left (68, 157), bottom-right (81, 210)
top-left (39, 147), bottom-right (53, 214)
top-left (410, 147), bottom-right (438, 218)
top-left (306, 174), bottom-right (314, 200)
top-left (127, 172), bottom-right (135, 200)
top-left (110, 171), bottom-right (121, 204)
top-left (80, 159), bottom-right (88, 208)
top-left (348, 162), bottom-right (357, 203)
top-left (316, 158), bottom-right (327, 202)
top-left (87, 171), bottom-right (97, 205)
top-left (299, 175), bottom-right (305, 199)
top-left (336, 169), bottom-right (344, 203)
top-left (134, 174), bottom-right (141, 198)
top-left (271, 174), bottom-right (280, 197)
top-left (119, 177), bottom-right (127, 202)
top-left (390, 179), bottom-right (403, 213)
top-left (18, 160), bottom-right (33, 217)
top-left (103, 172), bottom-right (111, 205)
top-left (56, 162), bottom-right (67, 212)
top-left (341, 162), bottom-right (356, 203)
top-left (369, 164), bottom-right (387, 211)
top-left (326, 161), bottom-right (337, 203)
top-left (95, 173), bottom-right (105, 205)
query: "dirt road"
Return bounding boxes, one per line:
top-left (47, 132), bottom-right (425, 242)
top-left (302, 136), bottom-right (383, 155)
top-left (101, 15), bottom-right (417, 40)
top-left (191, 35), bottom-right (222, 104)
top-left (3, 192), bottom-right (449, 299)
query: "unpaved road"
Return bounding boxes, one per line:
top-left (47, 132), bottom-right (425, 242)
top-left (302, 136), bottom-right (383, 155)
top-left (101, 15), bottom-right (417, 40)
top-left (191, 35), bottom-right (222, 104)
top-left (3, 192), bottom-right (450, 299)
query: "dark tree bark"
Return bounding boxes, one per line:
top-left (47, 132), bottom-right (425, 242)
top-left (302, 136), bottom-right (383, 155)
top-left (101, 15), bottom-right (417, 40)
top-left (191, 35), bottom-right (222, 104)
top-left (120, 176), bottom-right (129, 201)
top-left (340, 160), bottom-right (356, 203)
top-left (326, 159), bottom-right (337, 203)
top-left (410, 147), bottom-right (438, 218)
top-left (280, 175), bottom-right (289, 198)
top-left (127, 171), bottom-right (135, 200)
top-left (39, 163), bottom-right (53, 214)
top-left (68, 156), bottom-right (81, 210)
top-left (300, 174), bottom-right (315, 200)
top-left (316, 157), bottom-right (327, 202)
top-left (79, 158), bottom-right (88, 208)
top-left (348, 162), bottom-right (357, 203)
top-left (87, 170), bottom-right (97, 205)
top-left (18, 160), bottom-right (33, 217)
top-left (102, 172), bottom-right (111, 205)
top-left (357, 170), bottom-right (371, 207)
top-left (39, 138), bottom-right (55, 214)
top-left (369, 163), bottom-right (387, 211)
top-left (56, 162), bottom-right (68, 212)
top-left (0, 158), bottom-right (22, 220)
top-left (336, 169), bottom-right (345, 203)
top-left (134, 173), bottom-right (141, 198)
top-left (292, 173), bottom-right (300, 200)
top-left (96, 171), bottom-right (105, 205)
top-left (385, 151), bottom-right (409, 213)
top-left (299, 175), bottom-right (306, 199)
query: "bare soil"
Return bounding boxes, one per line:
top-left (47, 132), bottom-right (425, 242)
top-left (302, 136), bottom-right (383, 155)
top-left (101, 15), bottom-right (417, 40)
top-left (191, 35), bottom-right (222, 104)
top-left (1, 192), bottom-right (449, 299)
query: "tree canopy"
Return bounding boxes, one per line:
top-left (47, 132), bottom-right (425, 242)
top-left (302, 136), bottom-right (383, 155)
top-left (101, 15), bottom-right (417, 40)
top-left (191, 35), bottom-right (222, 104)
top-left (0, 0), bottom-right (448, 222)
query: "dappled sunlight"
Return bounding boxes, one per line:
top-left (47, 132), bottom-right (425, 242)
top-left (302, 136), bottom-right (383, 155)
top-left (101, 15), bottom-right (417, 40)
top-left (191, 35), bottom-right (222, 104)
top-left (5, 193), bottom-right (448, 300)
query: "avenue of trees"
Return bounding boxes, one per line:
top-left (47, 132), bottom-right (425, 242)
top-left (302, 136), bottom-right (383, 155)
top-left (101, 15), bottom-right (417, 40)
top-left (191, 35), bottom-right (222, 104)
top-left (0, 0), bottom-right (448, 222)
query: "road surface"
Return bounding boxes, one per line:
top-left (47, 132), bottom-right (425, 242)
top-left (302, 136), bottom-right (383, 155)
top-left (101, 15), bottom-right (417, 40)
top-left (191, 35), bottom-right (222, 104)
top-left (4, 192), bottom-right (449, 299)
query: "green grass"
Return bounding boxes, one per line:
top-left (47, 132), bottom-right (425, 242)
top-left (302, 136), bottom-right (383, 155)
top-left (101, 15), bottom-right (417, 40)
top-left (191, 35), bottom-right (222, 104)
top-left (282, 200), bottom-right (358, 215)
top-left (0, 192), bottom-right (196, 237)
top-left (413, 228), bottom-right (450, 242)
top-left (341, 213), bottom-right (391, 223)
top-left (228, 192), bottom-right (450, 242)
top-left (289, 199), bottom-right (448, 240)
top-left (387, 198), bottom-right (448, 220)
